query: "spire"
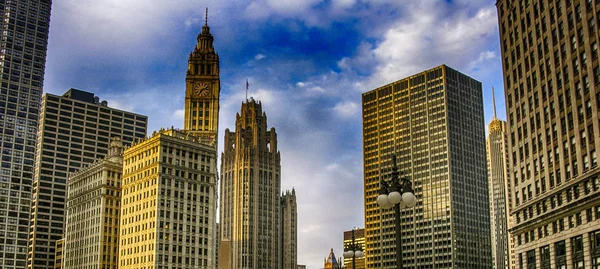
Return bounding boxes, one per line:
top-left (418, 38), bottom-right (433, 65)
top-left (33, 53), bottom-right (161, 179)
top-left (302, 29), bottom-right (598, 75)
top-left (196, 7), bottom-right (214, 51)
top-left (202, 7), bottom-right (210, 34)
top-left (205, 7), bottom-right (208, 26)
top-left (492, 86), bottom-right (497, 119)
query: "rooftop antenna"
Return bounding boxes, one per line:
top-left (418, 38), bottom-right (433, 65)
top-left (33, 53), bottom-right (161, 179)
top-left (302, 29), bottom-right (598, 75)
top-left (205, 8), bottom-right (208, 26)
top-left (492, 86), bottom-right (497, 119)
top-left (246, 79), bottom-right (249, 102)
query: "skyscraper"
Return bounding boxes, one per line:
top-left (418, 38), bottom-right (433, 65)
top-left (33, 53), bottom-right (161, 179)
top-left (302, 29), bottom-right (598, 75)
top-left (343, 228), bottom-right (365, 269)
top-left (183, 8), bottom-right (220, 149)
top-left (281, 189), bottom-right (297, 269)
top-left (28, 89), bottom-right (147, 268)
top-left (63, 138), bottom-right (123, 269)
top-left (119, 128), bottom-right (217, 269)
top-left (486, 88), bottom-right (513, 269)
top-left (219, 99), bottom-right (296, 268)
top-left (497, 1), bottom-right (600, 268)
top-left (362, 65), bottom-right (492, 268)
top-left (0, 1), bottom-right (52, 267)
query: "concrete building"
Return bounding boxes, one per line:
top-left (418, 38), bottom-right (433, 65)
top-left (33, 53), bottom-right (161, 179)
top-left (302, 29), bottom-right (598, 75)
top-left (54, 239), bottom-right (63, 269)
top-left (343, 228), bottom-right (365, 269)
top-left (28, 89), bottom-right (147, 268)
top-left (219, 99), bottom-right (296, 268)
top-left (62, 138), bottom-right (123, 269)
top-left (119, 128), bottom-right (217, 269)
top-left (486, 89), bottom-right (514, 269)
top-left (362, 65), bottom-right (492, 268)
top-left (0, 1), bottom-right (52, 267)
top-left (296, 265), bottom-right (306, 269)
top-left (496, 1), bottom-right (600, 268)
top-left (281, 189), bottom-right (298, 269)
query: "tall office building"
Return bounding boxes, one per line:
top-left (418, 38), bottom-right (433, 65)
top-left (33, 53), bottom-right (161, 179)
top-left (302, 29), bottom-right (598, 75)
top-left (62, 138), bottom-right (123, 269)
top-left (486, 89), bottom-right (513, 269)
top-left (183, 9), bottom-right (220, 149)
top-left (497, 1), bottom-right (600, 268)
top-left (0, 1), bottom-right (52, 267)
top-left (281, 189), bottom-right (297, 269)
top-left (28, 89), bottom-right (147, 268)
top-left (343, 228), bottom-right (365, 269)
top-left (362, 65), bottom-right (492, 268)
top-left (220, 99), bottom-right (296, 268)
top-left (119, 128), bottom-right (217, 269)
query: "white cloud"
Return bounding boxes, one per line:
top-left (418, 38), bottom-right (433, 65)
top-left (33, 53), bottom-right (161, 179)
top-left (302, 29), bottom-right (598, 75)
top-left (254, 53), bottom-right (266, 60)
top-left (333, 101), bottom-right (359, 118)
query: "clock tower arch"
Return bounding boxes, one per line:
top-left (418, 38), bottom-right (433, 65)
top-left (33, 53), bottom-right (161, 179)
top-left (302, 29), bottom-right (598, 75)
top-left (184, 8), bottom-right (220, 148)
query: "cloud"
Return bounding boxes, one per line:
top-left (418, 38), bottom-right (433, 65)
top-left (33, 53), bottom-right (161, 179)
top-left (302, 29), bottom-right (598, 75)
top-left (254, 54), bottom-right (266, 60)
top-left (333, 101), bottom-right (359, 118)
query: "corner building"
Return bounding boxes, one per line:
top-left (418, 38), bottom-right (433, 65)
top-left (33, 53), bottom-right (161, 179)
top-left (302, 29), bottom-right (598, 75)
top-left (0, 1), bottom-right (52, 267)
top-left (63, 138), bottom-right (124, 269)
top-left (497, 1), bottom-right (600, 268)
top-left (29, 89), bottom-right (147, 268)
top-left (280, 189), bottom-right (297, 269)
top-left (362, 65), bottom-right (492, 268)
top-left (119, 129), bottom-right (217, 269)
top-left (220, 99), bottom-right (297, 268)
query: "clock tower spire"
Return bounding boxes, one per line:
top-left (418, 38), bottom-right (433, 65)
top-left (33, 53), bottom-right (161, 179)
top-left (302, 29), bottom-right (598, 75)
top-left (184, 7), bottom-right (220, 149)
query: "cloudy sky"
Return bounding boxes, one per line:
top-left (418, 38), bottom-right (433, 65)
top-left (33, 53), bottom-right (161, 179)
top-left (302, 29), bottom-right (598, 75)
top-left (43, 0), bottom-right (505, 268)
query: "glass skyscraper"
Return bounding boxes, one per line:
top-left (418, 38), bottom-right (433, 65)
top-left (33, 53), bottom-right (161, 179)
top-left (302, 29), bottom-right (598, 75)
top-left (0, 1), bottom-right (52, 268)
top-left (362, 65), bottom-right (492, 268)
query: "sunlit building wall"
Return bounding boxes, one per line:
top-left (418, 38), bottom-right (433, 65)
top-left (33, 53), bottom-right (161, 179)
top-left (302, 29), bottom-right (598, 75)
top-left (362, 65), bottom-right (492, 268)
top-left (343, 228), bottom-right (365, 269)
top-left (281, 189), bottom-right (297, 269)
top-left (119, 129), bottom-right (217, 269)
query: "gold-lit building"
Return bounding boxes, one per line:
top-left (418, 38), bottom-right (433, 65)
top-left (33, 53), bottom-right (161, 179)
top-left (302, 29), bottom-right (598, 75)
top-left (219, 99), bottom-right (297, 268)
top-left (323, 249), bottom-right (339, 269)
top-left (119, 128), bottom-right (217, 269)
top-left (63, 138), bottom-right (123, 269)
top-left (343, 228), bottom-right (365, 269)
top-left (486, 90), bottom-right (514, 269)
top-left (362, 65), bottom-right (492, 268)
top-left (29, 89), bottom-right (147, 268)
top-left (497, 1), bottom-right (600, 268)
top-left (54, 239), bottom-right (64, 269)
top-left (184, 9), bottom-right (220, 149)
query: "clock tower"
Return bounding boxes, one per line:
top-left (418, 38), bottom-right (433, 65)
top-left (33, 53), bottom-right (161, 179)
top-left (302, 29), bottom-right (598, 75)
top-left (184, 8), bottom-right (220, 148)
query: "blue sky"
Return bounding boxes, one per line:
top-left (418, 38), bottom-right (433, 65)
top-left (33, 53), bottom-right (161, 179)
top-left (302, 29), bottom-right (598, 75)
top-left (43, 0), bottom-right (504, 268)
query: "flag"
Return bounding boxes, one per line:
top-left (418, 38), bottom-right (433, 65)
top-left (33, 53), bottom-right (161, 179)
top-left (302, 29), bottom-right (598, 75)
top-left (246, 79), bottom-right (249, 90)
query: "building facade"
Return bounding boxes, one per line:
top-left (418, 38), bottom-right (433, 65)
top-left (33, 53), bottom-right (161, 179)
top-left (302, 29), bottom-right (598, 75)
top-left (119, 128), bottom-right (217, 269)
top-left (0, 1), bottom-right (52, 267)
top-left (323, 249), bottom-right (339, 269)
top-left (497, 1), bottom-right (600, 268)
top-left (281, 189), bottom-right (297, 269)
top-left (219, 99), bottom-right (296, 268)
top-left (343, 228), bottom-right (365, 269)
top-left (28, 89), bottom-right (147, 268)
top-left (486, 89), bottom-right (513, 269)
top-left (183, 9), bottom-right (220, 149)
top-left (362, 65), bottom-right (492, 268)
top-left (62, 138), bottom-right (123, 269)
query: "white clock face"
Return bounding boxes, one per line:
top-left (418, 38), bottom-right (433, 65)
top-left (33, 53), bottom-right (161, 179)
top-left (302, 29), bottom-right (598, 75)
top-left (193, 82), bottom-right (209, 96)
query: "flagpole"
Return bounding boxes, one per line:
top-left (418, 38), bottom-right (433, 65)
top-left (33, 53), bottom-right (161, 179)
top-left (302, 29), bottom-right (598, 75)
top-left (246, 79), bottom-right (249, 102)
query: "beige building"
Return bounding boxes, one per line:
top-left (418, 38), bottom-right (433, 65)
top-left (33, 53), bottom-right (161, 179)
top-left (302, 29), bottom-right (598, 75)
top-left (29, 89), bottom-right (147, 268)
top-left (119, 128), bottom-right (217, 269)
top-left (54, 239), bottom-right (64, 269)
top-left (0, 1), bottom-right (52, 266)
top-left (281, 189), bottom-right (298, 269)
top-left (362, 65), bottom-right (492, 268)
top-left (343, 228), bottom-right (365, 269)
top-left (183, 9), bottom-right (220, 150)
top-left (62, 138), bottom-right (123, 269)
top-left (497, 1), bottom-right (600, 268)
top-left (486, 90), bottom-right (514, 269)
top-left (219, 99), bottom-right (297, 268)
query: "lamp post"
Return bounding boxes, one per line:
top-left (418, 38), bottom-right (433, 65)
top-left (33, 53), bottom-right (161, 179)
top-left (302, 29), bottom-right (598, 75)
top-left (376, 154), bottom-right (417, 269)
top-left (342, 228), bottom-right (364, 269)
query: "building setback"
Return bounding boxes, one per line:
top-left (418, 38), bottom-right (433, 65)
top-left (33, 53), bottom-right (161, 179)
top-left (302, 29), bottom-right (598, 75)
top-left (119, 128), bottom-right (217, 269)
top-left (486, 89), bottom-right (513, 269)
top-left (62, 137), bottom-right (123, 269)
top-left (28, 89), bottom-right (147, 268)
top-left (362, 65), bottom-right (492, 268)
top-left (219, 99), bottom-right (296, 268)
top-left (496, 1), bottom-right (600, 268)
top-left (0, 1), bottom-right (52, 267)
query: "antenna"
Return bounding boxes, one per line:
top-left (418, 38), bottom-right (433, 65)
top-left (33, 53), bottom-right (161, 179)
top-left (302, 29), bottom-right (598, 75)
top-left (205, 8), bottom-right (208, 26)
top-left (492, 87), bottom-right (497, 119)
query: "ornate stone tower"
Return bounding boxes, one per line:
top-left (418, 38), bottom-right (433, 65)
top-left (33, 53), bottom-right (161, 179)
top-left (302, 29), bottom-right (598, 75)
top-left (184, 8), bottom-right (220, 149)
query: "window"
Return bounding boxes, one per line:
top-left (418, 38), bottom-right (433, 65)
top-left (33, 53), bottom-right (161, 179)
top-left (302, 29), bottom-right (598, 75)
top-left (527, 249), bottom-right (537, 269)
top-left (572, 235), bottom-right (584, 269)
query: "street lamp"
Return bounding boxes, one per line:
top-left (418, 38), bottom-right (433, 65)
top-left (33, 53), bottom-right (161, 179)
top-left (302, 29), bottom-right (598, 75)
top-left (342, 228), bottom-right (364, 269)
top-left (376, 154), bottom-right (417, 269)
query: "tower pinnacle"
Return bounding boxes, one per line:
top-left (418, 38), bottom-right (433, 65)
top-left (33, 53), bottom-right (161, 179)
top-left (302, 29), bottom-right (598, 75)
top-left (205, 7), bottom-right (208, 26)
top-left (492, 86), bottom-right (497, 119)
